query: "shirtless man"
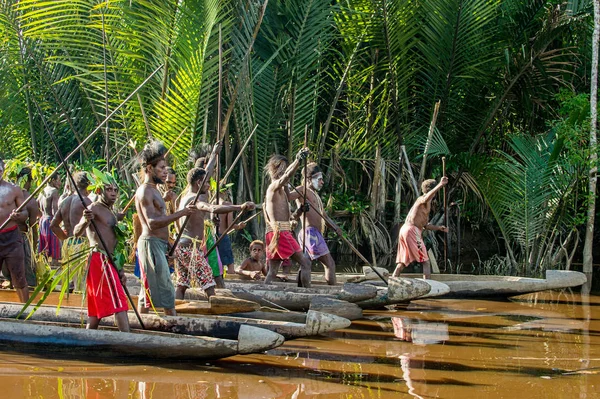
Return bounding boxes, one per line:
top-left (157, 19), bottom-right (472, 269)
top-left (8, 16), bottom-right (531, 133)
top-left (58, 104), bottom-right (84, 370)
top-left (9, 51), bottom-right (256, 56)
top-left (38, 172), bottom-right (62, 266)
top-left (135, 141), bottom-right (198, 316)
top-left (0, 159), bottom-right (29, 302)
top-left (293, 163), bottom-right (342, 285)
top-left (176, 158), bottom-right (254, 298)
top-left (73, 180), bottom-right (130, 332)
top-left (237, 240), bottom-right (267, 280)
top-left (159, 167), bottom-right (177, 215)
top-left (263, 149), bottom-right (312, 287)
top-left (51, 172), bottom-right (90, 240)
top-left (16, 167), bottom-right (39, 286)
top-left (393, 177), bottom-right (448, 279)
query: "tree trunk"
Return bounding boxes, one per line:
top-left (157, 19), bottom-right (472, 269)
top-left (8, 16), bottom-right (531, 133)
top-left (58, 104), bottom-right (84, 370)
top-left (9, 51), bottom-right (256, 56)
top-left (583, 0), bottom-right (600, 275)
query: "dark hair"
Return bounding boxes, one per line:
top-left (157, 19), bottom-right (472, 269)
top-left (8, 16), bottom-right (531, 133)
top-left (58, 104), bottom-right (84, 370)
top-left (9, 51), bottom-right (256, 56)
top-left (194, 157), bottom-right (207, 169)
top-left (186, 167), bottom-right (207, 185)
top-left (421, 179), bottom-right (437, 194)
top-left (302, 162), bottom-right (322, 180)
top-left (73, 171), bottom-right (90, 190)
top-left (138, 140), bottom-right (167, 167)
top-left (17, 167), bottom-right (32, 180)
top-left (165, 167), bottom-right (176, 176)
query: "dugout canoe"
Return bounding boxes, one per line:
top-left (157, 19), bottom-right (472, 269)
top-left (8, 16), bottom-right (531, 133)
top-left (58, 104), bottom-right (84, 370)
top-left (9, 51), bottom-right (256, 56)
top-left (0, 302), bottom-right (350, 340)
top-left (0, 289), bottom-right (259, 315)
top-left (399, 270), bottom-right (588, 298)
top-left (0, 318), bottom-right (283, 360)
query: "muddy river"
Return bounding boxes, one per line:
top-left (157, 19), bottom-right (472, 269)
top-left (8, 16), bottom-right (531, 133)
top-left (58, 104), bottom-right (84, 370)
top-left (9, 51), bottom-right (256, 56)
top-left (0, 288), bottom-right (599, 398)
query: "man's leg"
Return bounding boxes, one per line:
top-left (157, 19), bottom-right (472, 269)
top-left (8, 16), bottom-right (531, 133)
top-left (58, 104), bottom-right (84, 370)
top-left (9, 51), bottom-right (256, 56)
top-left (392, 263), bottom-right (406, 277)
top-left (16, 286), bottom-right (29, 303)
top-left (175, 285), bottom-right (187, 300)
top-left (214, 276), bottom-right (225, 288)
top-left (86, 316), bottom-right (100, 329)
top-left (291, 251), bottom-right (311, 288)
top-left (317, 253), bottom-right (336, 285)
top-left (422, 260), bottom-right (431, 279)
top-left (114, 311), bottom-right (131, 332)
top-left (264, 259), bottom-right (282, 285)
top-left (226, 264), bottom-right (235, 275)
top-left (205, 286), bottom-right (216, 297)
top-left (164, 307), bottom-right (177, 316)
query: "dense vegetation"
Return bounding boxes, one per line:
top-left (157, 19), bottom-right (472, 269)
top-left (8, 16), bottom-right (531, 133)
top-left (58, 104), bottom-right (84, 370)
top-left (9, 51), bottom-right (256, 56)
top-left (0, 0), bottom-right (597, 276)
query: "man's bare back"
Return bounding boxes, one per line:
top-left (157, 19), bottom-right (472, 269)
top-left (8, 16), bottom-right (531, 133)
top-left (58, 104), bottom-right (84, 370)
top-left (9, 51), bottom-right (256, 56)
top-left (39, 186), bottom-right (59, 218)
top-left (179, 192), bottom-right (209, 244)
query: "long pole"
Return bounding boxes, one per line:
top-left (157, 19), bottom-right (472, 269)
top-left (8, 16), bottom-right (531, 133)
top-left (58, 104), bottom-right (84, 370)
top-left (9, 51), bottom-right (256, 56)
top-left (205, 211), bottom-right (246, 258)
top-left (288, 185), bottom-right (388, 286)
top-left (302, 126), bottom-right (308, 254)
top-left (221, 124), bottom-right (258, 183)
top-left (32, 100), bottom-right (146, 330)
top-left (443, 157), bottom-right (448, 272)
top-left (0, 64), bottom-right (164, 231)
top-left (214, 25), bottom-right (223, 239)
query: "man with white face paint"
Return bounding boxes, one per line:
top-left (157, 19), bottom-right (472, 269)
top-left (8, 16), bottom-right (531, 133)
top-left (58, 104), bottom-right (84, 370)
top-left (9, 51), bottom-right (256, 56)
top-left (293, 162), bottom-right (342, 285)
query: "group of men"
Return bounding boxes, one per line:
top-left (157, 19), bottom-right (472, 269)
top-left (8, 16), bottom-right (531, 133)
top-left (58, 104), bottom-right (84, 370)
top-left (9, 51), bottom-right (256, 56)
top-left (0, 137), bottom-right (448, 334)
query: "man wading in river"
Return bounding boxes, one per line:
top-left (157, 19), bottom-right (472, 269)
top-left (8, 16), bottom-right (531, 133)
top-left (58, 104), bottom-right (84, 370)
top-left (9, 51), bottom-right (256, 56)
top-left (263, 149), bottom-right (312, 287)
top-left (293, 163), bottom-right (343, 285)
top-left (393, 177), bottom-right (448, 279)
top-left (0, 158), bottom-right (29, 302)
top-left (135, 141), bottom-right (198, 316)
top-left (74, 178), bottom-right (130, 332)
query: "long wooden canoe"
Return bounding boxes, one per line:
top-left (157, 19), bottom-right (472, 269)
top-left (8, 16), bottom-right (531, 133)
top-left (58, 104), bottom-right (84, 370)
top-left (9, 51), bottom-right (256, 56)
top-left (0, 289), bottom-right (259, 315)
top-left (0, 318), bottom-right (284, 360)
top-left (0, 302), bottom-right (350, 340)
top-left (400, 270), bottom-right (588, 298)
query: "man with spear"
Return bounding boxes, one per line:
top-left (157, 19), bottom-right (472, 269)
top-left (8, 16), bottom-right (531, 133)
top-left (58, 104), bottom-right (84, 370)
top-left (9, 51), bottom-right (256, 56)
top-left (135, 140), bottom-right (198, 316)
top-left (38, 172), bottom-right (62, 267)
top-left (393, 177), bottom-right (448, 279)
top-left (263, 149), bottom-right (312, 287)
top-left (73, 173), bottom-right (130, 332)
top-left (51, 171), bottom-right (91, 240)
top-left (293, 162), bottom-right (343, 285)
top-left (0, 158), bottom-right (30, 302)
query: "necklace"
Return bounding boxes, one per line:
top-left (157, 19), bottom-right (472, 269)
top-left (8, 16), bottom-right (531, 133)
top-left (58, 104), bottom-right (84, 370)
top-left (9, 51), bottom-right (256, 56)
top-left (143, 182), bottom-right (157, 188)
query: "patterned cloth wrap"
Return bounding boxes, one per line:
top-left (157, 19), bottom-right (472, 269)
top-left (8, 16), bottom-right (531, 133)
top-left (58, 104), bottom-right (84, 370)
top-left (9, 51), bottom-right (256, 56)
top-left (39, 215), bottom-right (61, 260)
top-left (86, 251), bottom-right (128, 319)
top-left (174, 243), bottom-right (216, 290)
top-left (298, 226), bottom-right (330, 260)
top-left (396, 223), bottom-right (429, 265)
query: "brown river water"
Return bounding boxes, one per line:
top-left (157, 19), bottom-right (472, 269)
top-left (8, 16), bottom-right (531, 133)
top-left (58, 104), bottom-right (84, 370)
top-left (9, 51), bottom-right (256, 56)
top-left (0, 289), bottom-right (599, 398)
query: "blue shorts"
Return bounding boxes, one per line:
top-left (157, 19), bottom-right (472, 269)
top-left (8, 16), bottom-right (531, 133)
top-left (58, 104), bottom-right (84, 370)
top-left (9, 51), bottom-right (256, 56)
top-left (216, 233), bottom-right (234, 265)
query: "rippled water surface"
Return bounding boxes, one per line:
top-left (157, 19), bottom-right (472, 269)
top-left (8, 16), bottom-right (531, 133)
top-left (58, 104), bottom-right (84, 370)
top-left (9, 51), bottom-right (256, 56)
top-left (1, 289), bottom-right (599, 398)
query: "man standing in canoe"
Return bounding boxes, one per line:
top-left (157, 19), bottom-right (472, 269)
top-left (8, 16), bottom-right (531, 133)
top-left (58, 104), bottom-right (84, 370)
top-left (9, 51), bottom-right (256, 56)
top-left (293, 162), bottom-right (343, 285)
top-left (176, 155), bottom-right (254, 299)
top-left (135, 141), bottom-right (198, 316)
top-left (73, 176), bottom-right (130, 332)
top-left (51, 171), bottom-right (90, 240)
top-left (0, 158), bottom-right (29, 302)
top-left (393, 177), bottom-right (448, 279)
top-left (263, 149), bottom-right (312, 287)
top-left (38, 172), bottom-right (62, 266)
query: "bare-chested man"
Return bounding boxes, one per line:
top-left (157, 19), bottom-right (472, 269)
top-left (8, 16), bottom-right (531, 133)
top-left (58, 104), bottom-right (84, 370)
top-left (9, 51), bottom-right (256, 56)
top-left (263, 149), bottom-right (312, 287)
top-left (135, 141), bottom-right (198, 316)
top-left (73, 180), bottom-right (130, 332)
top-left (292, 163), bottom-right (342, 285)
top-left (51, 172), bottom-right (90, 240)
top-left (393, 177), bottom-right (448, 279)
top-left (159, 167), bottom-right (178, 216)
top-left (0, 159), bottom-right (29, 302)
top-left (38, 172), bottom-right (62, 265)
top-left (176, 154), bottom-right (254, 299)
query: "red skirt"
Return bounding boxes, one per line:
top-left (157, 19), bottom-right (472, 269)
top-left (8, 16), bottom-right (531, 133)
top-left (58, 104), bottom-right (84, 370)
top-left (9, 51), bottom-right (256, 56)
top-left (86, 252), bottom-right (128, 319)
top-left (265, 230), bottom-right (301, 260)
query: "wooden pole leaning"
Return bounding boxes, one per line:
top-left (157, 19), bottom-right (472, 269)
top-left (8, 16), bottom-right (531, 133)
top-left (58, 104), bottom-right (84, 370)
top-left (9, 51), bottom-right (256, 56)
top-left (442, 156), bottom-right (448, 272)
top-left (32, 101), bottom-right (146, 330)
top-left (0, 64), bottom-right (164, 231)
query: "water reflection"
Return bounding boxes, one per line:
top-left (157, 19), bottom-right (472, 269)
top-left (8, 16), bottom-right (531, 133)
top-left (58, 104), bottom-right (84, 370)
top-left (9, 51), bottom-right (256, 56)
top-left (1, 289), bottom-right (600, 398)
top-left (391, 317), bottom-right (449, 345)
